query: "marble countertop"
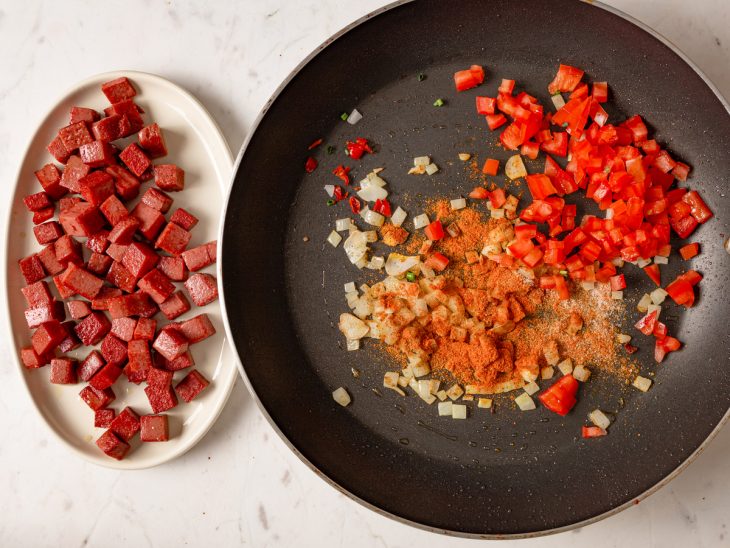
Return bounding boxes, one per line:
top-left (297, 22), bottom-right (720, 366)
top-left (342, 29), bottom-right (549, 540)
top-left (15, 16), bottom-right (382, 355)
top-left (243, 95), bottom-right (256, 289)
top-left (0, 1), bottom-right (728, 546)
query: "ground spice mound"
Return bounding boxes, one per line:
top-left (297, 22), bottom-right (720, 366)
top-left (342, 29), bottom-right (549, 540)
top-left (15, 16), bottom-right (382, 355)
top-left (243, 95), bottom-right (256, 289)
top-left (377, 202), bottom-right (634, 393)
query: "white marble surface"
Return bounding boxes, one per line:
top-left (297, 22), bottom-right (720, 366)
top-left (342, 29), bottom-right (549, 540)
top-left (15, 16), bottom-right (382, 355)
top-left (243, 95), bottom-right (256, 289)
top-left (0, 1), bottom-right (728, 546)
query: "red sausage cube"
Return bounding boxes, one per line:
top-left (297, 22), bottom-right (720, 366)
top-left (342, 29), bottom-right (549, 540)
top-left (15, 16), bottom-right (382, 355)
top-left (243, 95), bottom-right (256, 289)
top-left (105, 165), bottom-right (140, 201)
top-left (144, 384), bottom-right (178, 414)
top-left (119, 143), bottom-right (150, 177)
top-left (47, 135), bottom-right (71, 164)
top-left (79, 171), bottom-right (115, 206)
top-left (91, 287), bottom-right (123, 310)
top-left (23, 191), bottom-right (52, 212)
top-left (141, 187), bottom-right (173, 213)
top-left (100, 333), bottom-right (128, 367)
top-left (181, 242), bottom-right (216, 272)
top-left (32, 207), bottom-right (55, 225)
top-left (154, 164), bottom-right (185, 191)
top-left (124, 339), bottom-right (152, 383)
top-left (138, 123), bottom-right (168, 158)
top-left (159, 291), bottom-right (191, 320)
top-left (33, 221), bottom-right (64, 245)
top-left (59, 155), bottom-right (90, 193)
top-left (137, 269), bottom-right (175, 304)
top-left (86, 230), bottom-right (110, 254)
top-left (111, 317), bottom-right (137, 342)
top-left (21, 280), bottom-right (53, 307)
top-left (176, 370), bottom-right (210, 403)
top-left (34, 163), bottom-right (67, 199)
top-left (31, 320), bottom-right (66, 355)
top-left (108, 216), bottom-right (140, 245)
top-left (96, 429), bottom-right (130, 460)
top-left (59, 202), bottom-right (104, 237)
top-left (74, 311), bottom-right (112, 346)
top-left (91, 115), bottom-right (122, 142)
top-left (130, 202), bottom-right (165, 241)
top-left (109, 407), bottom-right (140, 441)
top-left (54, 234), bottom-right (83, 267)
top-left (153, 328), bottom-right (188, 361)
top-left (20, 347), bottom-right (50, 368)
top-left (100, 195), bottom-right (128, 226)
top-left (78, 350), bottom-right (106, 382)
top-left (122, 242), bottom-right (159, 278)
top-left (101, 77), bottom-right (137, 103)
top-left (80, 385), bottom-right (116, 410)
top-left (184, 273), bottom-right (218, 306)
top-left (155, 349), bottom-right (195, 371)
top-left (37, 245), bottom-right (63, 275)
top-left (94, 409), bottom-right (115, 428)
top-left (24, 300), bottom-right (65, 329)
top-left (87, 252), bottom-right (113, 276)
top-left (52, 271), bottom-right (75, 298)
top-left (49, 358), bottom-right (77, 384)
top-left (70, 106), bottom-right (100, 125)
top-left (155, 222), bottom-right (191, 255)
top-left (105, 100), bottom-right (144, 134)
top-left (169, 208), bottom-right (199, 230)
top-left (58, 321), bottom-right (82, 353)
top-left (106, 243), bottom-right (128, 262)
top-left (158, 256), bottom-right (187, 281)
top-left (59, 196), bottom-right (82, 212)
top-left (79, 140), bottom-right (116, 168)
top-left (59, 121), bottom-right (93, 152)
top-left (140, 414), bottom-right (169, 442)
top-left (67, 299), bottom-right (91, 320)
top-left (89, 362), bottom-right (123, 390)
top-left (147, 366), bottom-right (174, 387)
top-left (133, 318), bottom-right (156, 341)
top-left (108, 292), bottom-right (153, 319)
top-left (19, 255), bottom-right (46, 284)
top-left (61, 263), bottom-right (104, 299)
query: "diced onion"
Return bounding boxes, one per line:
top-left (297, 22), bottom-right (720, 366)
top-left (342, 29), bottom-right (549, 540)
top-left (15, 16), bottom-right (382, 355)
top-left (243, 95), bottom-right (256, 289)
top-left (589, 409), bottom-right (611, 430)
top-left (524, 381), bottom-right (540, 396)
top-left (505, 155), bottom-right (527, 180)
top-left (332, 387), bottom-right (351, 407)
top-left (338, 313), bottom-right (369, 339)
top-left (458, 153), bottom-right (471, 161)
top-left (650, 288), bottom-right (668, 304)
top-left (573, 364), bottom-right (591, 382)
top-left (611, 290), bottom-right (624, 300)
top-left (551, 93), bottom-right (566, 110)
top-left (450, 198), bottom-right (467, 210)
top-left (336, 218), bottom-right (353, 232)
top-left (419, 263), bottom-right (436, 279)
top-left (425, 163), bottom-right (439, 175)
top-left (637, 293), bottom-right (652, 313)
top-left (391, 207), bottom-right (407, 227)
top-left (397, 376), bottom-right (409, 388)
top-left (653, 255), bottom-right (669, 265)
top-left (347, 108), bottom-right (363, 125)
top-left (490, 208), bottom-right (505, 219)
top-left (477, 398), bottom-right (493, 409)
top-left (346, 339), bottom-right (360, 351)
top-left (355, 256), bottom-right (367, 269)
top-left (611, 257), bottom-right (625, 267)
top-left (413, 213), bottom-right (430, 229)
top-left (327, 231), bottom-right (342, 247)
top-left (414, 156), bottom-right (430, 166)
top-left (581, 281), bottom-right (596, 291)
top-left (636, 258), bottom-right (652, 268)
top-left (384, 372), bottom-right (404, 395)
top-left (605, 208), bottom-right (614, 220)
top-left (557, 358), bottom-right (573, 375)
top-left (544, 345), bottom-right (560, 366)
top-left (451, 404), bottom-right (467, 419)
top-left (345, 292), bottom-right (358, 309)
top-left (438, 401), bottom-right (453, 416)
top-left (514, 393), bottom-right (536, 411)
top-left (647, 303), bottom-right (661, 318)
top-left (344, 231), bottom-right (368, 264)
top-left (616, 333), bottom-right (632, 344)
top-left (632, 375), bottom-right (652, 392)
top-left (358, 183), bottom-right (388, 203)
top-left (363, 209), bottom-right (385, 227)
top-left (363, 230), bottom-right (378, 243)
top-left (541, 366), bottom-right (555, 380)
top-left (367, 256), bottom-right (385, 270)
top-left (412, 363), bottom-right (431, 378)
top-left (436, 390), bottom-right (448, 401)
top-left (385, 253), bottom-right (420, 277)
top-left (428, 379), bottom-right (441, 394)
top-left (446, 384), bottom-right (464, 400)
top-left (324, 185), bottom-right (335, 197)
top-left (343, 282), bottom-right (356, 293)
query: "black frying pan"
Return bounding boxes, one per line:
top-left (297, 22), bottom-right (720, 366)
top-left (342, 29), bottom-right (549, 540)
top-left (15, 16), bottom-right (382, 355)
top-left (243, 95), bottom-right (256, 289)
top-left (220, 0), bottom-right (730, 537)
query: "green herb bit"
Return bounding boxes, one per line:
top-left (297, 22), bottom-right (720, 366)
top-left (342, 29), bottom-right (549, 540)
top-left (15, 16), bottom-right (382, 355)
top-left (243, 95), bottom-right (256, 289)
top-left (326, 145), bottom-right (336, 155)
top-left (340, 112), bottom-right (349, 121)
top-left (417, 73), bottom-right (426, 82)
top-left (326, 199), bottom-right (336, 206)
top-left (406, 271), bottom-right (416, 282)
top-left (433, 98), bottom-right (445, 107)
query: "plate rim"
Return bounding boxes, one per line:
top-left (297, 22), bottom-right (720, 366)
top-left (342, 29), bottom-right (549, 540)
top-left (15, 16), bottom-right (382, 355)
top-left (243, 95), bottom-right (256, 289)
top-left (218, 0), bottom-right (730, 538)
top-left (2, 69), bottom-right (238, 470)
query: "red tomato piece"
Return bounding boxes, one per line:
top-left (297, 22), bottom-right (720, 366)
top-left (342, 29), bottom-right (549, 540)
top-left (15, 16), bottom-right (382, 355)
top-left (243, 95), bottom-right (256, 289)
top-left (307, 138), bottom-right (323, 150)
top-left (304, 156), bottom-right (317, 173)
top-left (526, 174), bottom-right (557, 200)
top-left (679, 242), bottom-right (699, 260)
top-left (669, 215), bottom-right (698, 239)
top-left (348, 196), bottom-right (361, 214)
top-left (643, 264), bottom-right (661, 286)
top-left (582, 426), bottom-right (607, 438)
top-left (508, 239), bottom-right (534, 259)
top-left (454, 66), bottom-right (482, 92)
top-left (634, 310), bottom-right (658, 335)
top-left (547, 64), bottom-right (584, 95)
top-left (424, 220), bottom-right (445, 241)
top-left (538, 375), bottom-right (579, 416)
top-left (332, 165), bottom-right (351, 185)
top-left (482, 158), bottom-right (499, 175)
top-left (682, 190), bottom-right (713, 224)
top-left (373, 199), bottom-right (392, 217)
top-left (488, 188), bottom-right (506, 209)
top-left (592, 82), bottom-right (608, 103)
top-left (469, 187), bottom-right (490, 199)
top-left (485, 114), bottom-right (508, 130)
top-left (515, 224), bottom-right (538, 240)
top-left (609, 274), bottom-right (626, 291)
top-left (520, 141), bottom-right (539, 160)
top-left (498, 79), bottom-right (515, 94)
top-left (475, 96), bottom-right (496, 115)
top-left (424, 252), bottom-right (449, 272)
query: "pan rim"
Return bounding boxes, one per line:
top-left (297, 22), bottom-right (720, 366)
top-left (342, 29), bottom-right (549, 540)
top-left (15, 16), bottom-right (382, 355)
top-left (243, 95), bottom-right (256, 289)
top-left (218, 0), bottom-right (730, 538)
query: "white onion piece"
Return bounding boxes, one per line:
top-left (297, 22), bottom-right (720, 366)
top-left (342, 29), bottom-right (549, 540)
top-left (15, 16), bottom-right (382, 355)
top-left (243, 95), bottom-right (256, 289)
top-left (477, 398), bottom-right (492, 408)
top-left (581, 281), bottom-right (596, 291)
top-left (558, 358), bottom-right (573, 375)
top-left (573, 364), bottom-right (591, 382)
top-left (616, 333), bottom-right (632, 344)
top-left (650, 288), bottom-right (668, 304)
top-left (425, 163), bottom-right (439, 175)
top-left (336, 218), bottom-right (353, 232)
top-left (632, 375), bottom-right (652, 392)
top-left (541, 366), bottom-right (554, 380)
top-left (354, 256), bottom-right (367, 269)
top-left (436, 390), bottom-right (448, 402)
top-left (514, 393), bottom-right (536, 411)
top-left (653, 255), bottom-right (669, 265)
top-left (458, 153), bottom-right (471, 161)
top-left (343, 282), bottom-right (356, 293)
top-left (357, 183), bottom-right (388, 202)
top-left (446, 384), bottom-right (464, 401)
top-left (636, 258), bottom-right (652, 268)
top-left (327, 231), bottom-right (342, 247)
top-left (385, 253), bottom-right (420, 277)
top-left (450, 198), bottom-right (467, 210)
top-left (364, 171), bottom-right (387, 187)
top-left (605, 207), bottom-right (614, 220)
top-left (505, 154), bottom-right (527, 180)
top-left (637, 293), bottom-right (652, 313)
top-left (419, 263), bottom-right (435, 279)
top-left (491, 208), bottom-right (505, 219)
top-left (413, 213), bottom-right (430, 229)
top-left (367, 256), bottom-right (385, 270)
top-left (347, 108), bottom-right (362, 125)
top-left (338, 313), bottom-right (369, 340)
top-left (451, 404), bottom-right (467, 419)
top-left (397, 376), bottom-right (409, 388)
top-left (383, 372), bottom-right (405, 395)
top-left (551, 93), bottom-right (566, 110)
top-left (412, 363), bottom-right (431, 378)
top-left (363, 209), bottom-right (385, 227)
top-left (438, 401), bottom-right (453, 416)
top-left (524, 381), bottom-right (540, 396)
top-left (346, 339), bottom-right (360, 351)
top-left (363, 230), bottom-right (378, 243)
top-left (343, 231), bottom-right (368, 264)
top-left (324, 185), bottom-right (335, 197)
top-left (414, 156), bottom-right (430, 166)
top-left (391, 207), bottom-right (407, 227)
top-left (611, 290), bottom-right (624, 300)
top-left (589, 409), bottom-right (611, 430)
top-left (332, 387), bottom-right (351, 407)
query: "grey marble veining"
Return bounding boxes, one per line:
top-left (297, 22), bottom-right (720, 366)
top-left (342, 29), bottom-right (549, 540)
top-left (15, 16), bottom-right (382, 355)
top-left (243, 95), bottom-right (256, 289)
top-left (0, 1), bottom-right (727, 546)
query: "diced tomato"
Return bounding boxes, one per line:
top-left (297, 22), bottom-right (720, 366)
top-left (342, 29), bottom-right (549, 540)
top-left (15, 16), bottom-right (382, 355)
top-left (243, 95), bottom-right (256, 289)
top-left (582, 426), bottom-right (607, 438)
top-left (498, 79), bottom-right (515, 94)
top-left (665, 278), bottom-right (694, 306)
top-left (679, 242), bottom-right (699, 260)
top-left (609, 274), bottom-right (626, 291)
top-left (500, 123), bottom-right (527, 150)
top-left (515, 224), bottom-right (538, 240)
top-left (522, 247), bottom-right (543, 267)
top-left (539, 275), bottom-right (556, 289)
top-left (469, 187), bottom-right (490, 199)
top-left (634, 310), bottom-right (658, 335)
top-left (486, 114), bottom-right (508, 130)
top-left (333, 185), bottom-right (347, 202)
top-left (521, 141), bottom-right (539, 159)
top-left (671, 162), bottom-right (690, 182)
top-left (643, 264), bottom-right (661, 286)
top-left (373, 198), bottom-right (392, 217)
top-left (655, 336), bottom-right (681, 363)
top-left (592, 82), bottom-right (608, 103)
top-left (304, 156), bottom-right (318, 173)
top-left (548, 64), bottom-right (584, 95)
top-left (526, 174), bottom-right (557, 200)
top-left (489, 188), bottom-right (506, 209)
top-left (476, 96), bottom-right (496, 115)
top-left (348, 196), bottom-right (361, 214)
top-left (424, 252), bottom-right (449, 272)
top-left (345, 138), bottom-right (373, 159)
top-left (540, 132), bottom-right (568, 157)
top-left (307, 138), bottom-right (323, 150)
top-left (653, 321), bottom-right (668, 339)
top-left (553, 274), bottom-right (570, 300)
top-left (508, 239), bottom-right (534, 259)
top-left (623, 115), bottom-right (648, 143)
top-left (569, 83), bottom-right (589, 101)
top-left (677, 269), bottom-right (702, 286)
top-left (333, 165), bottom-right (351, 185)
top-left (682, 191), bottom-right (713, 224)
top-left (482, 158), bottom-right (499, 175)
top-left (424, 220), bottom-right (445, 241)
top-left (538, 374), bottom-right (579, 416)
top-left (454, 66), bottom-right (483, 92)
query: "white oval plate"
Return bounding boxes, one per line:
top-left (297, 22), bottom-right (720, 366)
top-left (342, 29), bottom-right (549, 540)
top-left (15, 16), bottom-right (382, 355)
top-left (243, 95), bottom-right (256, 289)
top-left (2, 71), bottom-right (238, 469)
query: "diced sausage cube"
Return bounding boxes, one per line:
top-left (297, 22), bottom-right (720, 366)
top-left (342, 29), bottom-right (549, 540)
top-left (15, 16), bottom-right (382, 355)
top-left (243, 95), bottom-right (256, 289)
top-left (91, 114), bottom-right (122, 142)
top-left (59, 196), bottom-right (82, 212)
top-left (121, 242), bottom-right (159, 278)
top-left (49, 358), bottom-right (77, 384)
top-left (74, 311), bottom-right (111, 346)
top-left (23, 191), bottom-right (52, 212)
top-left (155, 349), bottom-right (195, 371)
top-left (59, 202), bottom-right (104, 237)
top-left (80, 385), bottom-right (116, 410)
top-left (67, 299), bottom-right (91, 320)
top-left (91, 287), bottom-right (123, 310)
top-left (181, 241), bottom-right (216, 272)
top-left (124, 339), bottom-right (152, 383)
top-left (79, 140), bottom-right (116, 168)
top-left (159, 291), bottom-right (191, 320)
top-left (176, 370), bottom-right (210, 403)
top-left (19, 255), bottom-right (46, 284)
top-left (111, 317), bottom-right (137, 342)
top-left (58, 121), bottom-right (93, 152)
top-left (100, 333), bottom-right (128, 367)
top-left (24, 300), bottom-right (65, 329)
top-left (137, 269), bottom-right (175, 304)
top-left (141, 187), bottom-right (173, 213)
top-left (78, 350), bottom-right (106, 382)
top-left (146, 366), bottom-right (174, 387)
top-left (60, 263), bottom-right (104, 299)
top-left (153, 328), bottom-right (188, 361)
top-left (140, 414), bottom-right (169, 442)
top-left (119, 143), bottom-right (150, 177)
top-left (86, 230), bottom-right (110, 254)
top-left (144, 384), bottom-right (178, 414)
top-left (39, 246), bottom-right (64, 276)
top-left (108, 292), bottom-right (153, 319)
top-left (106, 243), bottom-right (128, 262)
top-left (35, 163), bottom-right (67, 199)
top-left (133, 318), bottom-right (156, 341)
top-left (99, 194), bottom-right (128, 227)
top-left (21, 280), bottom-right (53, 307)
top-left (52, 271), bottom-right (75, 298)
top-left (94, 409), bottom-right (115, 428)
top-left (58, 321), bottom-right (82, 353)
top-left (96, 429), bottom-right (130, 460)
top-left (20, 347), bottom-right (50, 368)
top-left (107, 216), bottom-right (140, 245)
top-left (32, 207), bottom-right (55, 225)
top-left (59, 155), bottom-right (90, 193)
top-left (109, 407), bottom-right (140, 441)
top-left (184, 273), bottom-right (218, 307)
top-left (79, 171), bottom-right (115, 206)
top-left (154, 164), bottom-right (185, 191)
top-left (154, 222), bottom-right (191, 255)
top-left (169, 208), bottom-right (199, 230)
top-left (130, 202), bottom-right (165, 241)
top-left (158, 256), bottom-right (187, 281)
top-left (87, 252), bottom-right (113, 276)
top-left (138, 123), bottom-right (168, 158)
top-left (105, 100), bottom-right (143, 136)
top-left (54, 234), bottom-right (83, 267)
top-left (101, 77), bottom-right (137, 103)
top-left (31, 320), bottom-right (66, 355)
top-left (47, 135), bottom-right (71, 164)
top-left (89, 362), bottom-right (123, 390)
top-left (70, 106), bottom-right (100, 125)
top-left (33, 221), bottom-right (64, 245)
top-left (105, 165), bottom-right (140, 201)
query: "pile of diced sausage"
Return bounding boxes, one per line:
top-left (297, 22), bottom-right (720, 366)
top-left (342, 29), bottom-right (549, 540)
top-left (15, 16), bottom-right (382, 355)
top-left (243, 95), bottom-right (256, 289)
top-left (18, 77), bottom-right (220, 460)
